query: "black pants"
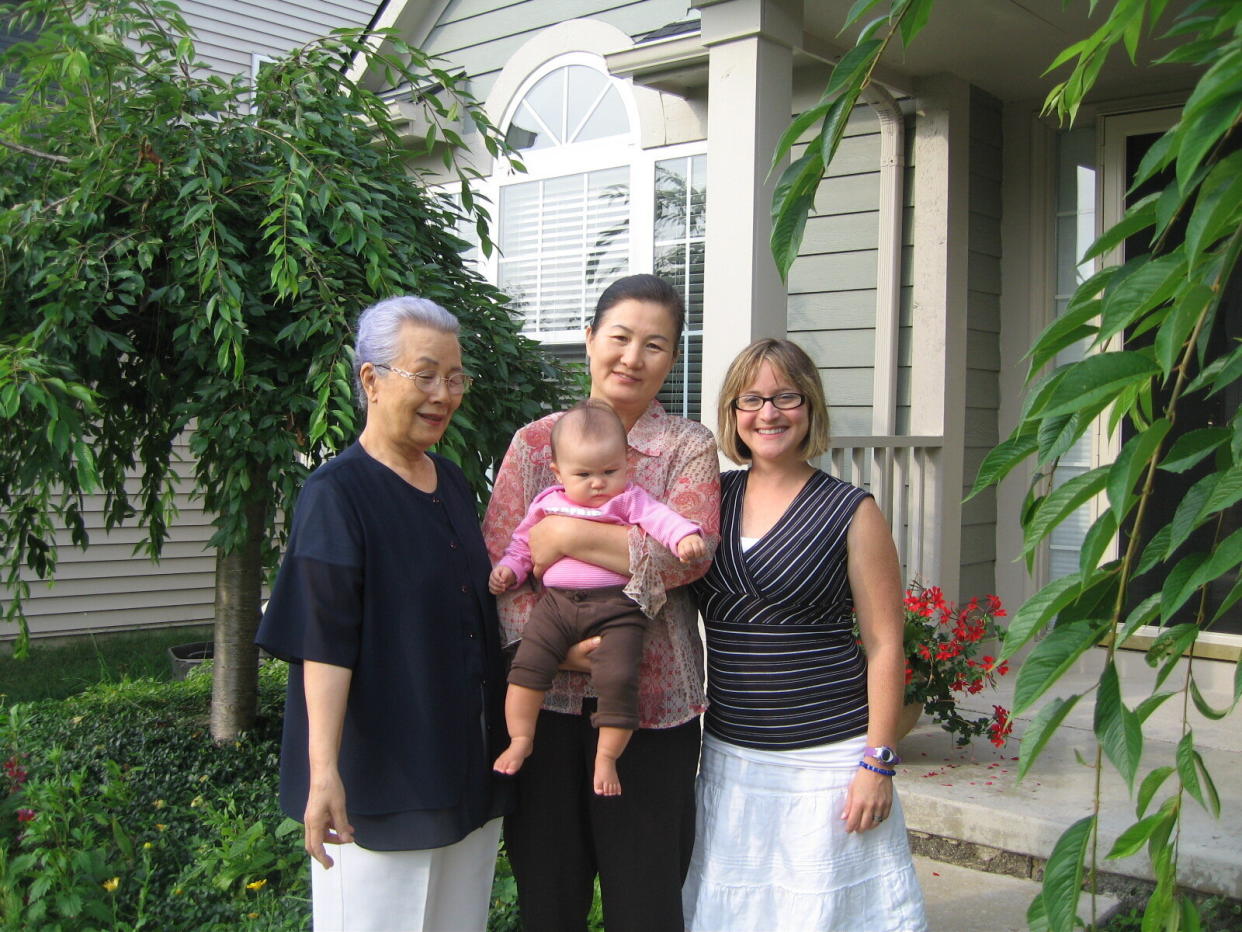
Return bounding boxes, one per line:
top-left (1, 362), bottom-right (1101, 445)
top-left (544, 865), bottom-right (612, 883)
top-left (503, 707), bottom-right (701, 932)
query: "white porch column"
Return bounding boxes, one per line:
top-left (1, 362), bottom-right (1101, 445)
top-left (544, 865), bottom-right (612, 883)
top-left (694, 0), bottom-right (799, 437)
top-left (910, 74), bottom-right (971, 600)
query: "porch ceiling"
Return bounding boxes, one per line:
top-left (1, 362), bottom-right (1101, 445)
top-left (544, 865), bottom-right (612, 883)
top-left (804, 0), bottom-right (1201, 103)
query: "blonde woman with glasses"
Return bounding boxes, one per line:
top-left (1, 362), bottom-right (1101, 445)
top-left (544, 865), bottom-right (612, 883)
top-left (682, 338), bottom-right (927, 932)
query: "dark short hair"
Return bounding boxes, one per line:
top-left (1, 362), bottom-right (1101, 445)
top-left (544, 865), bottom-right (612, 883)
top-left (717, 339), bottom-right (831, 464)
top-left (591, 274), bottom-right (685, 348)
top-left (550, 399), bottom-right (628, 461)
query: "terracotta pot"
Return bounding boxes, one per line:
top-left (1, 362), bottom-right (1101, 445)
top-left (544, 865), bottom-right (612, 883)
top-left (896, 701), bottom-right (924, 741)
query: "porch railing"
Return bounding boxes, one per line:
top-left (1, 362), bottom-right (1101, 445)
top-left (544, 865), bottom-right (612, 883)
top-left (816, 436), bottom-right (944, 586)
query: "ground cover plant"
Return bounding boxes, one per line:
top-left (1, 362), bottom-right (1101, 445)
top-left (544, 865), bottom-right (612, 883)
top-left (0, 653), bottom-right (595, 930)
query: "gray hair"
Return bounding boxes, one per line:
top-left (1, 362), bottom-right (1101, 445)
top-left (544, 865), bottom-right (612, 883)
top-left (353, 296), bottom-right (461, 404)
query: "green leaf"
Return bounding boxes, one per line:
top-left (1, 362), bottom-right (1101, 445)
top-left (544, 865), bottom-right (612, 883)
top-left (1023, 466), bottom-right (1110, 557)
top-left (770, 146), bottom-right (825, 280)
top-left (1026, 892), bottom-right (1050, 932)
top-left (1016, 693), bottom-right (1082, 781)
top-left (898, 0), bottom-right (934, 46)
top-left (1175, 732), bottom-right (1220, 817)
top-left (1189, 677), bottom-right (1232, 721)
top-left (1114, 597), bottom-right (1159, 653)
top-left (1107, 418), bottom-right (1170, 525)
top-left (770, 101), bottom-right (832, 174)
top-left (968, 428), bottom-right (1039, 498)
top-left (1081, 193), bottom-right (1157, 263)
top-left (1098, 254), bottom-right (1185, 344)
top-left (1177, 92), bottom-right (1242, 193)
top-left (1041, 816), bottom-right (1094, 932)
top-left (1001, 571), bottom-right (1089, 661)
top-left (1155, 283), bottom-right (1212, 376)
top-left (1107, 806), bottom-right (1174, 860)
top-left (1166, 472), bottom-right (1217, 556)
top-left (1039, 352), bottom-right (1159, 419)
top-left (1013, 620), bottom-right (1108, 714)
top-left (1094, 660), bottom-right (1143, 790)
top-left (1186, 151), bottom-right (1242, 268)
top-left (842, 0), bottom-right (888, 31)
top-left (1136, 766), bottom-right (1174, 818)
top-left (822, 40), bottom-right (882, 102)
top-left (1203, 466), bottom-right (1242, 517)
top-left (1135, 524), bottom-right (1173, 577)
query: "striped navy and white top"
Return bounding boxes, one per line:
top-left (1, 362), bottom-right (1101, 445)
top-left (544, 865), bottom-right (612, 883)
top-left (695, 468), bottom-right (872, 750)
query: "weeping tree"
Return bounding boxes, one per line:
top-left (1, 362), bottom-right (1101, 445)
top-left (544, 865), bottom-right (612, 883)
top-left (0, 0), bottom-right (572, 739)
top-left (772, 1), bottom-right (1241, 929)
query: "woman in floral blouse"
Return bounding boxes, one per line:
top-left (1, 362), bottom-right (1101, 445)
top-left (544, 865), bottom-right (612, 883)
top-left (483, 274), bottom-right (720, 932)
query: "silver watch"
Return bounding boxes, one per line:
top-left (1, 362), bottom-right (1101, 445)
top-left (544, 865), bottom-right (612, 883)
top-left (863, 745), bottom-right (901, 765)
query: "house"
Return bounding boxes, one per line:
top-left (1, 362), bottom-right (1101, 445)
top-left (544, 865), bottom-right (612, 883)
top-left (0, 0), bottom-right (382, 643)
top-left (355, 0), bottom-right (1242, 898)
top-left (357, 0), bottom-right (1239, 643)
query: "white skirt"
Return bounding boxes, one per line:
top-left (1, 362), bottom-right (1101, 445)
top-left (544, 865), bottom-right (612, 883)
top-left (683, 734), bottom-right (927, 932)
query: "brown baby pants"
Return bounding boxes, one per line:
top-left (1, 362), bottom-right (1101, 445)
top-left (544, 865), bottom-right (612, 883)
top-left (508, 586), bottom-right (646, 730)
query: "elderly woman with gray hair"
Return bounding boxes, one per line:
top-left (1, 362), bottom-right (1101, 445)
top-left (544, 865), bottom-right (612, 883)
top-left (257, 296), bottom-right (511, 932)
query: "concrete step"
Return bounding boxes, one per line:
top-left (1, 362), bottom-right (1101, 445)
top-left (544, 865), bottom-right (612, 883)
top-left (896, 649), bottom-right (1241, 901)
top-left (915, 856), bottom-right (1120, 932)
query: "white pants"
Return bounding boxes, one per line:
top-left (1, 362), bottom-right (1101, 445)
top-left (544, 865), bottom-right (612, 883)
top-left (310, 818), bottom-right (502, 932)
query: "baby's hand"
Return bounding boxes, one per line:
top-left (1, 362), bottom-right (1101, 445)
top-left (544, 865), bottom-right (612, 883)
top-left (677, 533), bottom-right (707, 563)
top-left (489, 566), bottom-right (517, 594)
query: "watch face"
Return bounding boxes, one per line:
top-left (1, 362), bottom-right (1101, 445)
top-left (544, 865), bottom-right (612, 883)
top-left (871, 746), bottom-right (897, 763)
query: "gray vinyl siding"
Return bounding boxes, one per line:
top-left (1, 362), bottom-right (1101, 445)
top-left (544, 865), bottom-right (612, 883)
top-left (3, 437), bottom-right (217, 642)
top-left (959, 87), bottom-right (1002, 598)
top-left (788, 105), bottom-right (914, 438)
top-left (422, 0), bottom-right (692, 102)
top-left (178, 0), bottom-right (377, 79)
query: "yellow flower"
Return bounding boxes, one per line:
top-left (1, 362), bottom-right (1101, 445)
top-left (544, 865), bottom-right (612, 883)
top-left (153, 799), bottom-right (166, 809)
top-left (143, 841), bottom-right (153, 850)
top-left (198, 774), bottom-right (209, 783)
top-left (190, 795), bottom-right (204, 808)
top-left (71, 715), bottom-right (83, 724)
top-left (102, 877), bottom-right (120, 892)
top-left (155, 823), bottom-right (167, 832)
top-left (173, 887), bottom-right (185, 896)
top-left (246, 879), bottom-right (268, 891)
top-left (248, 913), bottom-right (259, 920)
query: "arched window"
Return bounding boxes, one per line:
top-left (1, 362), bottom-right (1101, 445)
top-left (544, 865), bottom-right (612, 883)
top-left (486, 53), bottom-right (705, 419)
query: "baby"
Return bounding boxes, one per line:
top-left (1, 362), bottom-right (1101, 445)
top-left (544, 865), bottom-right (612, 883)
top-left (489, 399), bottom-right (707, 796)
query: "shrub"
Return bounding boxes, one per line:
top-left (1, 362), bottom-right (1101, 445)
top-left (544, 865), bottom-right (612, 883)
top-left (1, 663), bottom-right (306, 930)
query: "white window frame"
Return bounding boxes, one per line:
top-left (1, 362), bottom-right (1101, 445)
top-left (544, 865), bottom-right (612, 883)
top-left (1097, 107), bottom-right (1241, 654)
top-left (481, 53), bottom-right (705, 347)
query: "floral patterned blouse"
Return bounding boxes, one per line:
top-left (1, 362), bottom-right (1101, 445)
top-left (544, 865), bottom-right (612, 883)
top-left (483, 400), bottom-right (722, 728)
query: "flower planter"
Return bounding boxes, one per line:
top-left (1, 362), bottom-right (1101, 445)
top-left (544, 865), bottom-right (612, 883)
top-left (167, 641), bottom-right (214, 680)
top-left (896, 701), bottom-right (924, 741)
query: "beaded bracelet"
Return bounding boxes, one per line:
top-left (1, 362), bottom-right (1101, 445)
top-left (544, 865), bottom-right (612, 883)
top-left (858, 760), bottom-right (897, 777)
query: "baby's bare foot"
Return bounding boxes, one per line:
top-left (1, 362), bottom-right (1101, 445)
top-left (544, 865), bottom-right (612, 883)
top-left (593, 758), bottom-right (622, 796)
top-left (494, 738), bottom-right (533, 775)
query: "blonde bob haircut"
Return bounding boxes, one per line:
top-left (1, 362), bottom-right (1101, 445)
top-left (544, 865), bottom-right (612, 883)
top-left (717, 338), bottom-right (830, 465)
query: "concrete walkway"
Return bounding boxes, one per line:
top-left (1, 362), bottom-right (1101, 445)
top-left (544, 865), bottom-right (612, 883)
top-left (898, 647), bottom-right (1241, 904)
top-left (915, 856), bottom-right (1120, 932)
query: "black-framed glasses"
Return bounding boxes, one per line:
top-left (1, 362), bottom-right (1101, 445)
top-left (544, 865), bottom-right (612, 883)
top-left (374, 364), bottom-right (474, 395)
top-left (732, 392), bottom-right (805, 412)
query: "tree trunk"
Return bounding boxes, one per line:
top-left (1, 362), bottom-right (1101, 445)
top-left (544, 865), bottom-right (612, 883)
top-left (210, 490), bottom-right (268, 741)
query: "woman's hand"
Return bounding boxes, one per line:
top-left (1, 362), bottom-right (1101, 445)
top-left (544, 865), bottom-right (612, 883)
top-left (527, 515), bottom-right (571, 579)
top-left (840, 764), bottom-right (894, 833)
top-left (528, 516), bottom-right (631, 578)
top-left (304, 768), bottom-right (354, 869)
top-left (558, 636), bottom-right (602, 672)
